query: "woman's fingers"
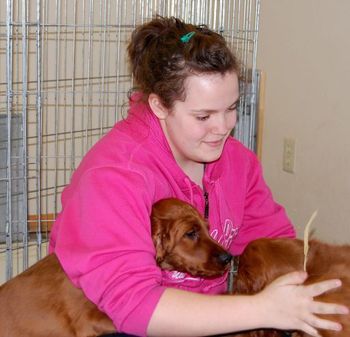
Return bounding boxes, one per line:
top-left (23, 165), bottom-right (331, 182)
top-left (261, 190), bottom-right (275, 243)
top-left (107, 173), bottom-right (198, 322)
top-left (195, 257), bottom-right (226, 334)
top-left (299, 323), bottom-right (320, 337)
top-left (304, 279), bottom-right (342, 297)
top-left (310, 300), bottom-right (349, 315)
top-left (301, 313), bottom-right (342, 334)
top-left (273, 272), bottom-right (349, 316)
top-left (270, 270), bottom-right (308, 286)
top-left (259, 271), bottom-right (349, 335)
top-left (303, 279), bottom-right (349, 316)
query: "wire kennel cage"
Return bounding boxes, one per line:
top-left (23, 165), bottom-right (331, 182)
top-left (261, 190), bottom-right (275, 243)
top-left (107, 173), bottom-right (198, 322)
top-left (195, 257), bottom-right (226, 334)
top-left (0, 0), bottom-right (261, 283)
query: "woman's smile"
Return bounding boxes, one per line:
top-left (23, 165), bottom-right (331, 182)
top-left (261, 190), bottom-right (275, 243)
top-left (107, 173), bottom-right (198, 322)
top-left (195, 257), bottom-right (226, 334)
top-left (203, 138), bottom-right (226, 148)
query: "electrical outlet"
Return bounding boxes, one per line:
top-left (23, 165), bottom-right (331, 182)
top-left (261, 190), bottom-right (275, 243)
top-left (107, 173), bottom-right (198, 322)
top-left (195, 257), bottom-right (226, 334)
top-left (283, 138), bottom-right (296, 173)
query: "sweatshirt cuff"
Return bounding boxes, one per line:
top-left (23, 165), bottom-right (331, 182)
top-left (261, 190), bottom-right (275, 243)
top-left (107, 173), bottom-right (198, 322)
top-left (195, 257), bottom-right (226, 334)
top-left (119, 286), bottom-right (167, 336)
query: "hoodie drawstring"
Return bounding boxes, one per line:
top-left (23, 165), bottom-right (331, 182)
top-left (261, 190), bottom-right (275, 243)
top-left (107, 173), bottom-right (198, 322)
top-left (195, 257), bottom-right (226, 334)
top-left (184, 177), bottom-right (209, 220)
top-left (184, 177), bottom-right (194, 205)
top-left (203, 190), bottom-right (209, 220)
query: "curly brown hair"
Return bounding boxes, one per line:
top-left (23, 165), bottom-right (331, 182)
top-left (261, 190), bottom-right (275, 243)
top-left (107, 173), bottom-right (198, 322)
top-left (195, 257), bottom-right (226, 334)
top-left (127, 16), bottom-right (239, 109)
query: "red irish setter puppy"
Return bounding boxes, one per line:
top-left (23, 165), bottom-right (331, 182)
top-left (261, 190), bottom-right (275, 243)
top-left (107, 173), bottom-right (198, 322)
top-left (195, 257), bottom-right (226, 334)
top-left (231, 238), bottom-right (350, 337)
top-left (0, 198), bottom-right (231, 337)
top-left (151, 198), bottom-right (232, 277)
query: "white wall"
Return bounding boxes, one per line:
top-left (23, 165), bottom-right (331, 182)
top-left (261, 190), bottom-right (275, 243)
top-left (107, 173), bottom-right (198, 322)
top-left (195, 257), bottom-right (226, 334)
top-left (257, 1), bottom-right (350, 243)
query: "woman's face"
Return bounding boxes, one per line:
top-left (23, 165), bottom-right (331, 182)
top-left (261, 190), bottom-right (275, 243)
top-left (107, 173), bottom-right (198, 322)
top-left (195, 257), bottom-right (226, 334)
top-left (158, 71), bottom-right (239, 168)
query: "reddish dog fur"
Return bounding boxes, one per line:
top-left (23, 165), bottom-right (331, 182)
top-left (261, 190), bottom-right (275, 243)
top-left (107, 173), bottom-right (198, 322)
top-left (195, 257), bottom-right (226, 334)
top-left (151, 198), bottom-right (232, 277)
top-left (0, 198), bottom-right (231, 337)
top-left (231, 238), bottom-right (350, 337)
top-left (0, 254), bottom-right (115, 337)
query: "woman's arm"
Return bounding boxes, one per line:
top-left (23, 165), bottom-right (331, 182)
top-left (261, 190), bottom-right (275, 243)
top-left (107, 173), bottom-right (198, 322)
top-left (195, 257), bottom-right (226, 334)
top-left (147, 271), bottom-right (348, 337)
top-left (231, 150), bottom-right (296, 255)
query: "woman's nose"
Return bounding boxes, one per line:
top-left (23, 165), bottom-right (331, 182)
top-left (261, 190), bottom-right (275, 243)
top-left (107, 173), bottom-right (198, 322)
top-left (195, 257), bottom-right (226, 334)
top-left (212, 113), bottom-right (235, 134)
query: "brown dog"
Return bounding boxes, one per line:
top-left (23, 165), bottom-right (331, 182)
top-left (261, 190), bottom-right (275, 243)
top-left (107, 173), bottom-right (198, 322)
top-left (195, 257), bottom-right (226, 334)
top-left (151, 198), bottom-right (232, 277)
top-left (0, 198), bottom-right (231, 337)
top-left (231, 238), bottom-right (350, 337)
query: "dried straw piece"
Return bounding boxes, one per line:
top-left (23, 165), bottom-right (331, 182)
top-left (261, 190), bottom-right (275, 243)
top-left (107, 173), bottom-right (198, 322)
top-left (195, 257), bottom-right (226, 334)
top-left (303, 210), bottom-right (318, 271)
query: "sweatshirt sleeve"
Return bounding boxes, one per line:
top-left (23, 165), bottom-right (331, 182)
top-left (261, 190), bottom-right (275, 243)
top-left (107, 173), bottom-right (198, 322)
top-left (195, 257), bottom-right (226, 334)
top-left (233, 153), bottom-right (296, 254)
top-left (51, 166), bottom-right (166, 336)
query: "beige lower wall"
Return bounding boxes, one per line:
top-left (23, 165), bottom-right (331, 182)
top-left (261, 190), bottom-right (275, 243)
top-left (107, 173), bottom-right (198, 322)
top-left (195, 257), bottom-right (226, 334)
top-left (257, 1), bottom-right (350, 243)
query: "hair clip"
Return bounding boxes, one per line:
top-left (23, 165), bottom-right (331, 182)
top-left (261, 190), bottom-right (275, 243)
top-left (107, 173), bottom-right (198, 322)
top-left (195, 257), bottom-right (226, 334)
top-left (180, 31), bottom-right (196, 43)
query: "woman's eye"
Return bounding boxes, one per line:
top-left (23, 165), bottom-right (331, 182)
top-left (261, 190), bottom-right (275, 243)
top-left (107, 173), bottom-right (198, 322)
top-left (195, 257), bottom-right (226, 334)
top-left (227, 106), bottom-right (237, 112)
top-left (184, 230), bottom-right (199, 240)
top-left (228, 99), bottom-right (240, 112)
top-left (196, 115), bottom-right (210, 121)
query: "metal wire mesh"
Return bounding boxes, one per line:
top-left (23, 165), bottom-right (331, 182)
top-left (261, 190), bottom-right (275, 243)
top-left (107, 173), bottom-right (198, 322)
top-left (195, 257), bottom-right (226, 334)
top-left (0, 0), bottom-right (261, 283)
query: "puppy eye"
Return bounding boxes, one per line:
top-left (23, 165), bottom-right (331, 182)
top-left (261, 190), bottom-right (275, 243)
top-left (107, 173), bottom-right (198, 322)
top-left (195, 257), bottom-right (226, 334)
top-left (184, 230), bottom-right (199, 240)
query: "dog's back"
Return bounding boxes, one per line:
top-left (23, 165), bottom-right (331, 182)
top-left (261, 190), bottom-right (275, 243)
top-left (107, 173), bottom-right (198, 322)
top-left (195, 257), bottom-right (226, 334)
top-left (234, 238), bottom-right (350, 337)
top-left (0, 254), bottom-right (115, 337)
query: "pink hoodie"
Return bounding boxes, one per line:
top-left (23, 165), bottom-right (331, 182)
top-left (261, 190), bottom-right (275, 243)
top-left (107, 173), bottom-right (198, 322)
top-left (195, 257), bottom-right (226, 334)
top-left (49, 94), bottom-right (295, 336)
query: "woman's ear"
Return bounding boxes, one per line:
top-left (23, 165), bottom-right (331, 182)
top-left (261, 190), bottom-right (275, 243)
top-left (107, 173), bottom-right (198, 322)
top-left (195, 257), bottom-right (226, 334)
top-left (148, 93), bottom-right (169, 120)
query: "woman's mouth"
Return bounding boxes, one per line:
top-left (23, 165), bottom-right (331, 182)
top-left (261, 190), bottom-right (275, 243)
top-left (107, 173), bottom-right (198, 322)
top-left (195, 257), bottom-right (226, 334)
top-left (204, 139), bottom-right (224, 148)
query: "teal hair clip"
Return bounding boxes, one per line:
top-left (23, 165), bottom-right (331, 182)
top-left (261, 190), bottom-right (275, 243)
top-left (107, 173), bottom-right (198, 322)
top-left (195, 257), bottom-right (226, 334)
top-left (180, 31), bottom-right (196, 43)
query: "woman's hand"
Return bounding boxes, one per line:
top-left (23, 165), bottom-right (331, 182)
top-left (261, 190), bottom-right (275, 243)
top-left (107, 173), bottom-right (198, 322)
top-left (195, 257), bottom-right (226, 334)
top-left (255, 271), bottom-right (349, 337)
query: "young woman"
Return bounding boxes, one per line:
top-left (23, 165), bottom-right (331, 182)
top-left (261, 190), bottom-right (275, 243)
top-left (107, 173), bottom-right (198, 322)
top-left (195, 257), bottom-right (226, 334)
top-left (49, 16), bottom-right (348, 337)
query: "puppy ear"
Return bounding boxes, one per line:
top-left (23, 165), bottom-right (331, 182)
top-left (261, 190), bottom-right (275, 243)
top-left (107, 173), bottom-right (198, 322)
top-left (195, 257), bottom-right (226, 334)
top-left (154, 236), bottom-right (165, 265)
top-left (151, 215), bottom-right (166, 265)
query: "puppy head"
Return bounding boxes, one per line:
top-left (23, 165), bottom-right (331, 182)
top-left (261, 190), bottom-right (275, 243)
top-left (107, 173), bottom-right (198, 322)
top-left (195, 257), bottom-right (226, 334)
top-left (151, 198), bottom-right (232, 277)
top-left (234, 238), bottom-right (304, 294)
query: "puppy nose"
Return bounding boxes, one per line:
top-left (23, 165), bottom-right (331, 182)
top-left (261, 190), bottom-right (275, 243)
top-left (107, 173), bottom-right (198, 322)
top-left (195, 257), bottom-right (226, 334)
top-left (217, 252), bottom-right (233, 265)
